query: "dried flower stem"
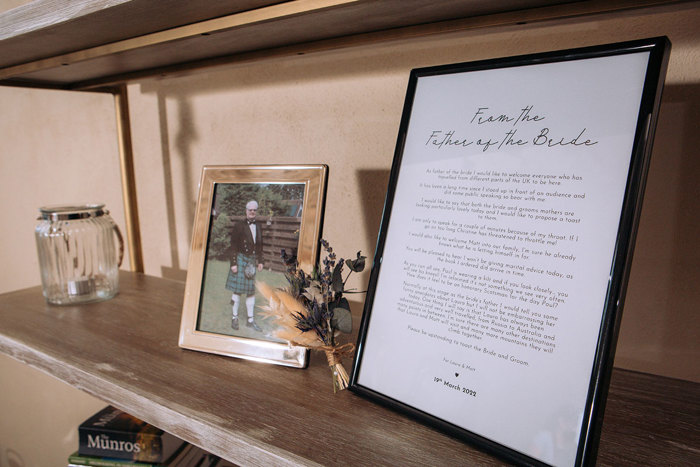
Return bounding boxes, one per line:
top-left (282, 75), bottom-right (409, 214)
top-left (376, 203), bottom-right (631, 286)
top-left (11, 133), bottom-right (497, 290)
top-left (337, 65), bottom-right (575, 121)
top-left (259, 240), bottom-right (366, 392)
top-left (321, 343), bottom-right (355, 392)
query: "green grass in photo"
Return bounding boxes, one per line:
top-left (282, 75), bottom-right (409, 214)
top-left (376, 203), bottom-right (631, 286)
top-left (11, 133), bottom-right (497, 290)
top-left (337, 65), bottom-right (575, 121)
top-left (197, 259), bottom-right (288, 342)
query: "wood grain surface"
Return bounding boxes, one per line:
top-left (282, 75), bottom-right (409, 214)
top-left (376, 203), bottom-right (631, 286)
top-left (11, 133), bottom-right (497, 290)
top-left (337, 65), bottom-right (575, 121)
top-left (0, 0), bottom-right (692, 88)
top-left (0, 272), bottom-right (697, 466)
top-left (0, 0), bottom-right (283, 64)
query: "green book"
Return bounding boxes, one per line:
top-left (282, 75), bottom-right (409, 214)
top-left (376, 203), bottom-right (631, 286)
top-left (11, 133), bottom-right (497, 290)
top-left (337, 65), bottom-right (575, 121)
top-left (69, 450), bottom-right (161, 467)
top-left (69, 444), bottom-right (220, 467)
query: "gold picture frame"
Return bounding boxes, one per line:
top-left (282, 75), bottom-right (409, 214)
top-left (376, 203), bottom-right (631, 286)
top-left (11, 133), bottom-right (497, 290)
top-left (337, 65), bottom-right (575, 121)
top-left (179, 165), bottom-right (328, 367)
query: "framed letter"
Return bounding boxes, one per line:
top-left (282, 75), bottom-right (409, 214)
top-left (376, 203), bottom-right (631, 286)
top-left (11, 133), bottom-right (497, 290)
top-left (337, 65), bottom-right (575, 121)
top-left (350, 38), bottom-right (670, 466)
top-left (179, 165), bottom-right (327, 367)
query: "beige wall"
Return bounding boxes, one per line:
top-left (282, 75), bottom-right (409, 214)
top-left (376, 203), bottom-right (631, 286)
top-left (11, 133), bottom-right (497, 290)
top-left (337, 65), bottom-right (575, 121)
top-left (0, 88), bottom-right (123, 466)
top-left (1, 3), bottom-right (699, 466)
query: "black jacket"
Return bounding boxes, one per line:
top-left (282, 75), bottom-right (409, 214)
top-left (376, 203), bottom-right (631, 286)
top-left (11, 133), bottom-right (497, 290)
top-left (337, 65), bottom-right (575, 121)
top-left (229, 219), bottom-right (263, 262)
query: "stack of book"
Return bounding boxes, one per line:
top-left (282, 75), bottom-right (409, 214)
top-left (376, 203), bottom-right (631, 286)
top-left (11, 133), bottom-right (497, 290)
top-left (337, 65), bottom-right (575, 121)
top-left (67, 406), bottom-right (225, 467)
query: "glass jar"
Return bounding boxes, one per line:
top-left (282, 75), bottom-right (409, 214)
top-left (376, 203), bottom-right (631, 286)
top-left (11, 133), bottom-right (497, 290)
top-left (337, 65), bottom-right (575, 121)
top-left (35, 204), bottom-right (124, 305)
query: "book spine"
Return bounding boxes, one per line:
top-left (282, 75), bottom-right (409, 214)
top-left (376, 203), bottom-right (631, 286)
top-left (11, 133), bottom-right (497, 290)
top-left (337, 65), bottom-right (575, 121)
top-left (68, 453), bottom-right (155, 467)
top-left (79, 429), bottom-right (164, 462)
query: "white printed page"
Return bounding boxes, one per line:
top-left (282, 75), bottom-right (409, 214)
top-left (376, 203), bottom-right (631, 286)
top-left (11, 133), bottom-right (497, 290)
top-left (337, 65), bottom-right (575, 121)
top-left (357, 52), bottom-right (650, 466)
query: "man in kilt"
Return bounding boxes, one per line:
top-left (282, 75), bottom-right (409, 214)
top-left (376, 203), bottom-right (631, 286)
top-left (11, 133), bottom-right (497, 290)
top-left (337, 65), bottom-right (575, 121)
top-left (226, 200), bottom-right (264, 331)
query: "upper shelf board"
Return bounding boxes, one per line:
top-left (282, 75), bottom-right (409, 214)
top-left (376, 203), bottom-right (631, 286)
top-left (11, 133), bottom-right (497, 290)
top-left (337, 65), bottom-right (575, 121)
top-left (0, 0), bottom-right (690, 89)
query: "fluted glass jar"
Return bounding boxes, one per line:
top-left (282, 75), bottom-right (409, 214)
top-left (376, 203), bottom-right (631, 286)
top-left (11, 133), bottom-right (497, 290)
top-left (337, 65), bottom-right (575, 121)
top-left (35, 204), bottom-right (124, 305)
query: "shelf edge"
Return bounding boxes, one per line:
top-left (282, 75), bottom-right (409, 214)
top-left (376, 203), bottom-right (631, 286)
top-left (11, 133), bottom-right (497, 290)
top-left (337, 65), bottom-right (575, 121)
top-left (0, 330), bottom-right (319, 466)
top-left (0, 0), bottom-right (358, 81)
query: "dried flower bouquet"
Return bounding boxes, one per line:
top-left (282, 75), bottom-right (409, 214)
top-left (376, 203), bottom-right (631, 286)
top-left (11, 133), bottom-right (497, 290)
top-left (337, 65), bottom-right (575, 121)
top-left (258, 240), bottom-right (366, 391)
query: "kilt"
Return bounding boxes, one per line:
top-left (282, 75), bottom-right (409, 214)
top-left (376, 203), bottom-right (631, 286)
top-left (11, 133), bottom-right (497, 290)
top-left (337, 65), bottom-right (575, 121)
top-left (225, 253), bottom-right (257, 295)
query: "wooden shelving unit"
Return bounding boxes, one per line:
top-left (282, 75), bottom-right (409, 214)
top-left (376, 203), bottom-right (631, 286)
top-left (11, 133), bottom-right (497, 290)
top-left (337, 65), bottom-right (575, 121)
top-left (1, 1), bottom-right (699, 465)
top-left (0, 272), bottom-right (697, 465)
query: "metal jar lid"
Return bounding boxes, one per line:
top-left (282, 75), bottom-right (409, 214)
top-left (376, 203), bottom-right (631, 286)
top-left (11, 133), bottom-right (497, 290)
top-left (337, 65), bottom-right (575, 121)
top-left (38, 204), bottom-right (107, 221)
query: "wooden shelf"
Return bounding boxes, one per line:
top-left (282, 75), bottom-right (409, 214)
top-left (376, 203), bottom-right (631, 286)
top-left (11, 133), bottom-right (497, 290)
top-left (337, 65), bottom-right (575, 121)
top-left (0, 272), bottom-right (698, 465)
top-left (0, 0), bottom-right (692, 89)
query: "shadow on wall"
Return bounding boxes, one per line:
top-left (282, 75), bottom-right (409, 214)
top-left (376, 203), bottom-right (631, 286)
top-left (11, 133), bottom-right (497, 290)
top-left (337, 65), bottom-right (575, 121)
top-left (351, 168), bottom-right (392, 289)
top-left (4, 448), bottom-right (25, 467)
top-left (618, 83), bottom-right (700, 377)
top-left (356, 168), bottom-right (391, 252)
top-left (663, 84), bottom-right (700, 355)
top-left (157, 91), bottom-right (197, 282)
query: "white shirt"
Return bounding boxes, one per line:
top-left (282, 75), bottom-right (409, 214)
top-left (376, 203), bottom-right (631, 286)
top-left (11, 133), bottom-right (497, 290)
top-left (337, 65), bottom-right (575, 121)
top-left (249, 222), bottom-right (256, 243)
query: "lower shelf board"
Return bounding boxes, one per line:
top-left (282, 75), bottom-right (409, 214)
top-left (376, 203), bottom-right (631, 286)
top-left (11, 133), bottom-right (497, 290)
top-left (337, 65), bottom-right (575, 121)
top-left (0, 272), bottom-right (697, 465)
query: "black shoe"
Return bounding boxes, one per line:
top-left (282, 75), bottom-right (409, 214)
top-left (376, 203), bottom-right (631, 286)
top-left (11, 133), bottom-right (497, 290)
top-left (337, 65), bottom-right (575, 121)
top-left (231, 317), bottom-right (239, 330)
top-left (246, 320), bottom-right (262, 332)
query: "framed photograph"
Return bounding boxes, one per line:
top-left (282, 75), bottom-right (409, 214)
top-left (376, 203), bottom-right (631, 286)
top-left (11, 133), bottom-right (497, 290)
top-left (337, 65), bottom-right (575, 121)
top-left (179, 165), bottom-right (328, 368)
top-left (350, 38), bottom-right (670, 466)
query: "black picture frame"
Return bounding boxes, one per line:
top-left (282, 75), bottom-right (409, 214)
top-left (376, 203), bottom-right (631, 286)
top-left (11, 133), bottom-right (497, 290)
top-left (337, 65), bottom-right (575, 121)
top-left (350, 37), bottom-right (670, 466)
